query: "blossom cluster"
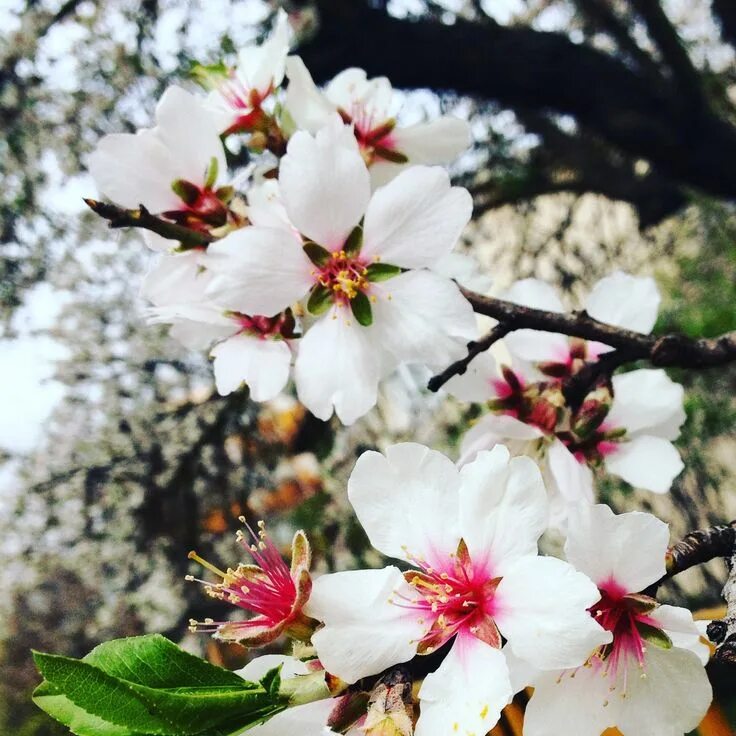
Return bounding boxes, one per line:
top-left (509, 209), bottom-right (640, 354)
top-left (84, 11), bottom-right (716, 736)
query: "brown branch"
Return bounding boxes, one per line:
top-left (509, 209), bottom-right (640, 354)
top-left (427, 324), bottom-right (510, 392)
top-left (84, 199), bottom-right (214, 248)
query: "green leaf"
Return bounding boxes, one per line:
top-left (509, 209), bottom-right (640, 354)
top-left (259, 666), bottom-right (282, 700)
top-left (32, 636), bottom-right (287, 736)
top-left (204, 157), bottom-right (219, 189)
top-left (303, 241), bottom-right (331, 267)
top-left (343, 225), bottom-right (363, 257)
top-left (350, 292), bottom-right (373, 326)
top-left (364, 262), bottom-right (402, 282)
top-left (307, 285), bottom-right (333, 315)
top-left (635, 622), bottom-right (673, 650)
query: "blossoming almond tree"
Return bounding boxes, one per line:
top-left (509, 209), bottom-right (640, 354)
top-left (34, 9), bottom-right (736, 736)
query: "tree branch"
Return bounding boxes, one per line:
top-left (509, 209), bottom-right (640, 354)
top-left (84, 199), bottom-right (214, 248)
top-left (428, 288), bottom-right (736, 392)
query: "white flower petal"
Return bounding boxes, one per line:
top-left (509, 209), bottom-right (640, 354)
top-left (458, 414), bottom-right (544, 466)
top-left (305, 567), bottom-right (424, 683)
top-left (347, 443), bottom-right (461, 564)
top-left (502, 279), bottom-right (569, 363)
top-left (237, 654), bottom-right (309, 681)
top-left (280, 120), bottom-right (369, 248)
top-left (284, 56), bottom-right (335, 133)
top-left (154, 86), bottom-right (227, 185)
top-left (203, 227), bottom-right (312, 316)
top-left (237, 10), bottom-right (290, 96)
top-left (390, 116), bottom-right (471, 164)
top-left (247, 180), bottom-right (292, 230)
top-left (544, 438), bottom-right (595, 531)
top-left (650, 604), bottom-right (710, 665)
top-left (584, 271), bottom-right (660, 334)
top-left (88, 130), bottom-right (180, 212)
top-left (370, 270), bottom-right (477, 369)
top-left (294, 311), bottom-right (380, 424)
top-left (444, 350), bottom-right (498, 403)
top-left (608, 369), bottom-right (686, 440)
top-left (612, 645), bottom-right (711, 736)
top-left (416, 636), bottom-right (511, 736)
top-left (431, 251), bottom-right (493, 293)
top-left (458, 447), bottom-right (548, 575)
top-left (362, 166), bottom-right (472, 269)
top-left (564, 504), bottom-right (670, 593)
top-left (211, 334), bottom-right (291, 400)
top-left (604, 435), bottom-right (684, 494)
top-left (495, 555), bottom-right (610, 670)
top-left (146, 302), bottom-right (236, 349)
top-left (141, 251), bottom-right (213, 307)
top-left (325, 68), bottom-right (393, 124)
top-left (247, 699), bottom-right (335, 736)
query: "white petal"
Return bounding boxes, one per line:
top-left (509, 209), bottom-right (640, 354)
top-left (521, 666), bottom-right (615, 736)
top-left (294, 311), bottom-right (380, 424)
top-left (247, 180), bottom-right (292, 230)
top-left (280, 120), bottom-right (369, 248)
top-left (305, 567), bottom-right (424, 683)
top-left (390, 116), bottom-right (471, 164)
top-left (431, 251), bottom-right (493, 293)
top-left (612, 645), bottom-right (711, 736)
top-left (370, 270), bottom-right (477, 369)
top-left (543, 438), bottom-right (595, 531)
top-left (154, 86), bottom-right (227, 187)
top-left (564, 504), bottom-right (670, 592)
top-left (237, 654), bottom-right (309, 681)
top-left (416, 636), bottom-right (511, 736)
top-left (457, 414), bottom-right (544, 466)
top-left (347, 443), bottom-right (461, 564)
top-left (495, 555), bottom-right (610, 670)
top-left (458, 446), bottom-right (548, 575)
top-left (362, 166), bottom-right (472, 269)
top-left (604, 435), bottom-right (684, 493)
top-left (325, 68), bottom-right (393, 124)
top-left (444, 350), bottom-right (498, 403)
top-left (650, 604), bottom-right (710, 665)
top-left (237, 10), bottom-right (290, 96)
top-left (284, 56), bottom-right (335, 133)
top-left (608, 369), bottom-right (685, 440)
top-left (141, 251), bottom-right (213, 307)
top-left (87, 130), bottom-right (180, 212)
top-left (247, 699), bottom-right (334, 736)
top-left (211, 334), bottom-right (291, 400)
top-left (203, 227), bottom-right (312, 316)
top-left (584, 271), bottom-right (660, 334)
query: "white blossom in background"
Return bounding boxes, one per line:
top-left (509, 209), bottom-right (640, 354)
top-left (201, 10), bottom-right (291, 135)
top-left (88, 86), bottom-right (233, 251)
top-left (203, 119), bottom-right (476, 424)
top-left (284, 57), bottom-right (471, 186)
top-left (305, 443), bottom-right (609, 736)
top-left (502, 271), bottom-right (661, 374)
top-left (520, 504), bottom-right (712, 736)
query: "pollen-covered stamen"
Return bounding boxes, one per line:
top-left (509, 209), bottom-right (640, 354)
top-left (316, 250), bottom-right (371, 305)
top-left (392, 541), bottom-right (501, 654)
top-left (586, 584), bottom-right (671, 689)
top-left (187, 519), bottom-right (315, 645)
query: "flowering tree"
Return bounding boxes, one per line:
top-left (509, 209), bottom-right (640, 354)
top-left (29, 8), bottom-right (736, 736)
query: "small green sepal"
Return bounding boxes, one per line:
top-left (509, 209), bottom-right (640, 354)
top-left (303, 241), bottom-right (332, 267)
top-left (343, 225), bottom-right (363, 257)
top-left (307, 285), bottom-right (333, 315)
top-left (350, 291), bottom-right (373, 326)
top-left (635, 621), bottom-right (673, 650)
top-left (365, 262), bottom-right (402, 282)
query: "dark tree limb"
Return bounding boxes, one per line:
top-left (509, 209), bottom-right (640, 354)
top-left (299, 1), bottom-right (736, 201)
top-left (428, 288), bottom-right (736, 392)
top-left (84, 199), bottom-right (214, 248)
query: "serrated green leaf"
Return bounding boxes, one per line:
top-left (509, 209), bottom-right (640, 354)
top-left (364, 262), bottom-right (402, 282)
top-left (635, 621), bottom-right (673, 650)
top-left (33, 648), bottom-right (285, 736)
top-left (307, 285), bottom-right (333, 315)
top-left (343, 225), bottom-right (363, 257)
top-left (303, 241), bottom-right (331, 267)
top-left (350, 292), bottom-right (373, 326)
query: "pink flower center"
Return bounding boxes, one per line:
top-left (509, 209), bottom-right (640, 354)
top-left (187, 520), bottom-right (297, 634)
top-left (233, 312), bottom-right (296, 340)
top-left (164, 182), bottom-right (229, 232)
top-left (393, 543), bottom-right (501, 654)
top-left (315, 250), bottom-right (371, 306)
top-left (337, 107), bottom-right (400, 165)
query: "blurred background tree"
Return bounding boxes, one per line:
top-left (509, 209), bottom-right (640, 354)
top-left (1, 0), bottom-right (735, 733)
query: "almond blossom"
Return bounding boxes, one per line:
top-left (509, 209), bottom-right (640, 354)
top-left (202, 119), bottom-right (477, 424)
top-left (502, 271), bottom-right (660, 375)
top-left (88, 86), bottom-right (235, 251)
top-left (520, 504), bottom-right (712, 736)
top-left (304, 443), bottom-right (610, 736)
top-left (187, 520), bottom-right (316, 647)
top-left (284, 57), bottom-right (471, 185)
